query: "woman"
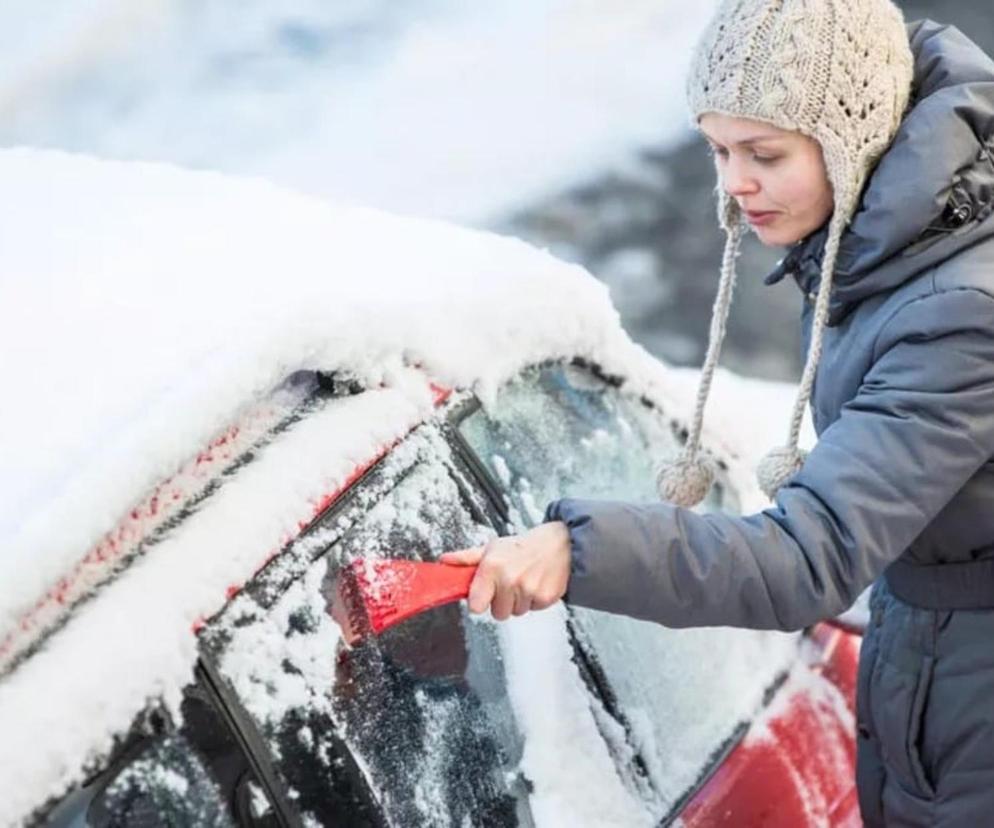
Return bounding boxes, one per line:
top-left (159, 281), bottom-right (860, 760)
top-left (442, 2), bottom-right (994, 825)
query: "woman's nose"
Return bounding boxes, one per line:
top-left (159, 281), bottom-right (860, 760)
top-left (721, 157), bottom-right (760, 198)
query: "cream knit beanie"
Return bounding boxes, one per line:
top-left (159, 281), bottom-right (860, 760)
top-left (658, 0), bottom-right (914, 506)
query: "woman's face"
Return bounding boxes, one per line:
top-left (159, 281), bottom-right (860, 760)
top-left (699, 113), bottom-right (834, 246)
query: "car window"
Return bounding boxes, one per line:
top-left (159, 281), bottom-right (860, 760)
top-left (200, 427), bottom-right (533, 827)
top-left (459, 362), bottom-right (733, 521)
top-left (85, 735), bottom-right (233, 827)
top-left (457, 363), bottom-right (797, 816)
top-left (43, 689), bottom-right (270, 828)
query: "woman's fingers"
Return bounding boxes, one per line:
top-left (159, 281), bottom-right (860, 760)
top-left (490, 580), bottom-right (516, 621)
top-left (468, 557), bottom-right (499, 614)
top-left (461, 523), bottom-right (571, 618)
top-left (512, 587), bottom-right (532, 617)
top-left (439, 547), bottom-right (485, 566)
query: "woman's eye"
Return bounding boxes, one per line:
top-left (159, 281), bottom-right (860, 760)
top-left (709, 146), bottom-right (729, 160)
top-left (753, 154), bottom-right (780, 165)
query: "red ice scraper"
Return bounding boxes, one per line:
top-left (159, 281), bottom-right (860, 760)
top-left (330, 557), bottom-right (477, 645)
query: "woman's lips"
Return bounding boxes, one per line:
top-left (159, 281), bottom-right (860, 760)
top-left (745, 210), bottom-right (779, 226)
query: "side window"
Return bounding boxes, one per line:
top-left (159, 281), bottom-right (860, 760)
top-left (83, 735), bottom-right (234, 827)
top-left (199, 427), bottom-right (533, 827)
top-left (457, 363), bottom-right (797, 816)
top-left (459, 362), bottom-right (732, 523)
top-left (43, 689), bottom-right (270, 827)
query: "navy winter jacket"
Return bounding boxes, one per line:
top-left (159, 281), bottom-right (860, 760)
top-left (547, 21), bottom-right (994, 827)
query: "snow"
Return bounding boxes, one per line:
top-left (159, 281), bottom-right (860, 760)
top-left (220, 556), bottom-right (343, 744)
top-left (498, 608), bottom-right (655, 827)
top-left (0, 149), bottom-right (814, 824)
top-left (568, 611), bottom-right (800, 816)
top-left (0, 147), bottom-right (631, 641)
top-left (457, 365), bottom-right (803, 820)
top-left (0, 1), bottom-right (717, 224)
top-left (0, 373), bottom-right (433, 826)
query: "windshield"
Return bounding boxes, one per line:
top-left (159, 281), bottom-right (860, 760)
top-left (200, 428), bottom-right (533, 826)
top-left (458, 363), bottom-right (797, 817)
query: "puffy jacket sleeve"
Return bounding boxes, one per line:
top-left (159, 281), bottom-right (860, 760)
top-left (545, 289), bottom-right (994, 631)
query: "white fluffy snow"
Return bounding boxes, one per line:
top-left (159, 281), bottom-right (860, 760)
top-left (0, 371), bottom-right (434, 826)
top-left (0, 148), bottom-right (621, 636)
top-left (498, 608), bottom-right (656, 827)
top-left (0, 149), bottom-right (822, 825)
top-left (0, 148), bottom-right (765, 825)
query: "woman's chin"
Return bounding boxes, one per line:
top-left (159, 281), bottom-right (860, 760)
top-left (750, 225), bottom-right (785, 246)
top-left (751, 222), bottom-right (804, 247)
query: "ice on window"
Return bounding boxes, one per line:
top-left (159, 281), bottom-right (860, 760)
top-left (459, 363), bottom-right (799, 818)
top-left (204, 428), bottom-right (532, 826)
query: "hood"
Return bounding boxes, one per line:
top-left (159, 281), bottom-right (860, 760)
top-left (766, 20), bottom-right (994, 324)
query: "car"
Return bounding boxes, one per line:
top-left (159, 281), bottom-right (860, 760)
top-left (0, 149), bottom-right (861, 827)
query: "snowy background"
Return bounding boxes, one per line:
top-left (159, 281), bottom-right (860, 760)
top-left (0, 0), bottom-right (987, 381)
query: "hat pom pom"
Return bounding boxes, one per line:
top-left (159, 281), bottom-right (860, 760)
top-left (656, 452), bottom-right (716, 507)
top-left (756, 445), bottom-right (807, 500)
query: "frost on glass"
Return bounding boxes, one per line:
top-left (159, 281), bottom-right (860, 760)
top-left (458, 363), bottom-right (796, 815)
top-left (85, 735), bottom-right (234, 827)
top-left (208, 428), bottom-right (532, 827)
top-left (460, 362), bottom-right (730, 522)
top-left (42, 690), bottom-right (269, 828)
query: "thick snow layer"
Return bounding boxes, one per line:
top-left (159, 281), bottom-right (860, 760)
top-left (0, 373), bottom-right (434, 826)
top-left (0, 148), bottom-right (625, 635)
top-left (0, 149), bottom-right (803, 825)
top-left (667, 367), bottom-right (817, 467)
top-left (0, 148), bottom-right (766, 642)
top-left (0, 1), bottom-right (716, 224)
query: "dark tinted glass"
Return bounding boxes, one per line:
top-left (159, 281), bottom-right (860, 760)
top-left (202, 429), bottom-right (533, 827)
top-left (43, 690), bottom-right (270, 828)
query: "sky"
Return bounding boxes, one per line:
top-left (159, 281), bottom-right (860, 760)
top-left (0, 0), bottom-right (715, 224)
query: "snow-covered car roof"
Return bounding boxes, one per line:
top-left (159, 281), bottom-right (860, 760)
top-left (0, 148), bottom-right (762, 636)
top-left (0, 150), bottom-right (773, 824)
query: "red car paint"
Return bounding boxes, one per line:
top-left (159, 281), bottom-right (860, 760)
top-left (681, 624), bottom-right (862, 827)
top-left (0, 412), bottom-right (280, 674)
top-left (2, 377), bottom-right (454, 669)
top-left (208, 379), bottom-right (453, 610)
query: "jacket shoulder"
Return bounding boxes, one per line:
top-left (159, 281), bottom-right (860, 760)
top-left (931, 236), bottom-right (994, 298)
top-left (872, 246), bottom-right (994, 356)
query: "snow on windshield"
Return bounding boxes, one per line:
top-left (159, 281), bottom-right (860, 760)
top-left (208, 430), bottom-right (529, 825)
top-left (461, 364), bottom-right (800, 819)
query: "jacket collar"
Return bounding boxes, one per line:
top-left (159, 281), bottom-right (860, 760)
top-left (766, 20), bottom-right (994, 324)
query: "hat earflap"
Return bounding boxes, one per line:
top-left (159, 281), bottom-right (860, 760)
top-left (657, 205), bottom-right (743, 507)
top-left (756, 207), bottom-right (847, 498)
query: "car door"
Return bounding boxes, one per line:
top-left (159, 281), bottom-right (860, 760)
top-left (198, 424), bottom-right (534, 827)
top-left (454, 361), bottom-right (803, 824)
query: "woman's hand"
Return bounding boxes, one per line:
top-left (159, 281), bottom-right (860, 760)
top-left (439, 521), bottom-right (571, 620)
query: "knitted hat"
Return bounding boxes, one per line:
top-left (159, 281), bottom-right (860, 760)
top-left (658, 0), bottom-right (914, 506)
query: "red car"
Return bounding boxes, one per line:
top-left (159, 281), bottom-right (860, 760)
top-left (0, 151), bottom-right (860, 827)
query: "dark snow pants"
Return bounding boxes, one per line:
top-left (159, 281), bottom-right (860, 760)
top-left (856, 580), bottom-right (994, 826)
